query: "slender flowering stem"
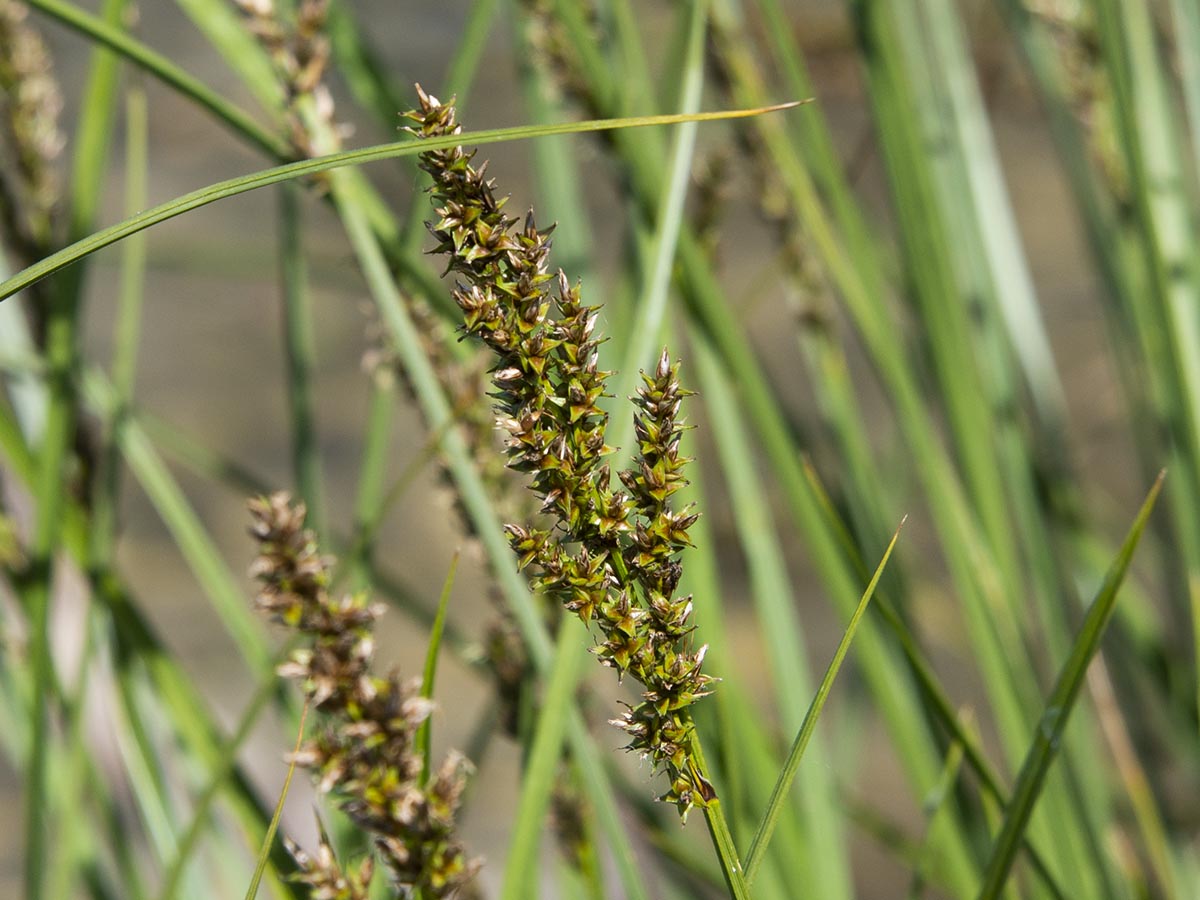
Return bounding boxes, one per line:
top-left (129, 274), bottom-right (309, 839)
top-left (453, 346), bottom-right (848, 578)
top-left (403, 89), bottom-right (748, 896)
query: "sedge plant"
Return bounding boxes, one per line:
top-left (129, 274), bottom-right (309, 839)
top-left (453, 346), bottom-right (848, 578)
top-left (0, 2), bottom-right (1190, 899)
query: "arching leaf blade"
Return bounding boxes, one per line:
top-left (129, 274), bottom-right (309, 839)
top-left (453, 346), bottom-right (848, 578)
top-left (0, 103), bottom-right (802, 305)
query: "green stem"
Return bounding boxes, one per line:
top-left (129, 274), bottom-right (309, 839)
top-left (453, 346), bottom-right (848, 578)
top-left (277, 184), bottom-right (326, 535)
top-left (158, 657), bottom-right (288, 900)
top-left (688, 732), bottom-right (751, 900)
top-left (23, 294), bottom-right (71, 900)
top-left (24, 0), bottom-right (128, 887)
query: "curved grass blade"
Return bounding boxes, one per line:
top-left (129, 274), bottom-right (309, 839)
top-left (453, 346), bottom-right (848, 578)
top-left (245, 700), bottom-right (311, 900)
top-left (0, 103), bottom-right (799, 305)
top-left (417, 552), bottom-right (459, 786)
top-left (743, 518), bottom-right (903, 884)
top-left (976, 471), bottom-right (1165, 900)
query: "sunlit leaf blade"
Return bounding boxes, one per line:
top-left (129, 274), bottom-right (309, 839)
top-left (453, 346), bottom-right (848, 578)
top-left (976, 472), bottom-right (1165, 900)
top-left (244, 701), bottom-right (311, 900)
top-left (0, 103), bottom-right (800, 305)
top-left (744, 519), bottom-right (903, 883)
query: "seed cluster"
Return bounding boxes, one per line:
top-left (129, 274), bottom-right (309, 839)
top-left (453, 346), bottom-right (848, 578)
top-left (248, 492), bottom-right (479, 898)
top-left (232, 0), bottom-right (340, 157)
top-left (404, 86), bottom-right (715, 817)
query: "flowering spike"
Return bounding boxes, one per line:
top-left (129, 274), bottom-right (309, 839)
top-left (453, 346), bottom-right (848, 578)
top-left (406, 90), bottom-right (714, 818)
top-left (248, 493), bottom-right (479, 896)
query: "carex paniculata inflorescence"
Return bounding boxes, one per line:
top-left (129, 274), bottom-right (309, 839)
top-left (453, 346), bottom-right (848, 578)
top-left (249, 493), bottom-right (479, 898)
top-left (404, 86), bottom-right (716, 818)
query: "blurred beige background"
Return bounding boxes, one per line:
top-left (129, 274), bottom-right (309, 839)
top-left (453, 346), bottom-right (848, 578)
top-left (0, 1), bottom-right (1125, 897)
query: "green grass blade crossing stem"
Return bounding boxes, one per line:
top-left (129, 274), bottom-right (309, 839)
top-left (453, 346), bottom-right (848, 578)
top-left (976, 472), bottom-right (1165, 899)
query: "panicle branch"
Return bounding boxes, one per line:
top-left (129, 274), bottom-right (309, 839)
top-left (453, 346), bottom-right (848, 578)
top-left (248, 492), bottom-right (479, 897)
top-left (402, 86), bottom-right (716, 818)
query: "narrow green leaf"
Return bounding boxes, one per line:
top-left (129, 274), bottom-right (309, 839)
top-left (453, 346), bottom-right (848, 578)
top-left (976, 472), bottom-right (1165, 899)
top-left (744, 518), bottom-right (902, 884)
top-left (245, 701), bottom-right (311, 900)
top-left (24, 0), bottom-right (128, 889)
top-left (0, 102), bottom-right (801, 306)
top-left (499, 620), bottom-right (588, 900)
top-left (916, 0), bottom-right (1066, 426)
top-left (417, 552), bottom-right (459, 786)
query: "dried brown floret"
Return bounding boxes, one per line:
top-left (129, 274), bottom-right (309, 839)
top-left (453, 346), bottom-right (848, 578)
top-left (248, 493), bottom-right (479, 897)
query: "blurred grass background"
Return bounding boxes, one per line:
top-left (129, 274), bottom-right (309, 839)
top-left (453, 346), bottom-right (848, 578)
top-left (0, 0), bottom-right (1196, 897)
